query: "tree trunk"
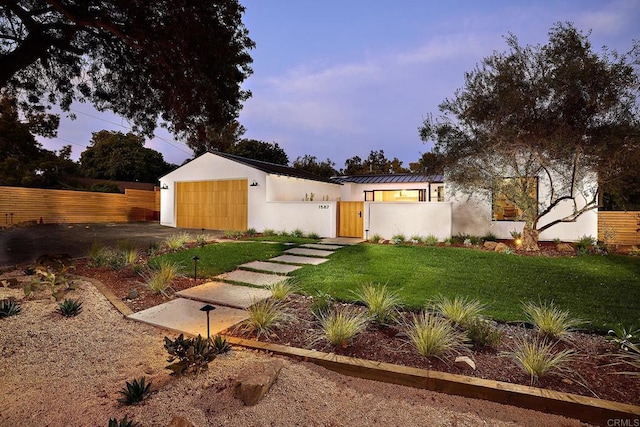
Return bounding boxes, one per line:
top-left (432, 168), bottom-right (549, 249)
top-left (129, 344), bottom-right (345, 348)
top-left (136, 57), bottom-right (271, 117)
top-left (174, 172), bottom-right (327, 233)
top-left (522, 223), bottom-right (540, 251)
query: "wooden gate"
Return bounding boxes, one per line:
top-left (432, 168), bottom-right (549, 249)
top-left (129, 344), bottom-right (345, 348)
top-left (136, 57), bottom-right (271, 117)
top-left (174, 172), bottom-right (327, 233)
top-left (338, 201), bottom-right (364, 237)
top-left (176, 180), bottom-right (247, 230)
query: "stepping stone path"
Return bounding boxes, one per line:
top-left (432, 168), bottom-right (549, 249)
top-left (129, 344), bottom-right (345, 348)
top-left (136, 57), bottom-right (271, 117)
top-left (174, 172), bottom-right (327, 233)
top-left (128, 237), bottom-right (363, 336)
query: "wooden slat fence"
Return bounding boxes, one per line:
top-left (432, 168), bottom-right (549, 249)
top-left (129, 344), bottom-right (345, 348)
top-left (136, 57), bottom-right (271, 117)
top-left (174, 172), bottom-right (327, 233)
top-left (0, 186), bottom-right (160, 226)
top-left (598, 211), bottom-right (640, 246)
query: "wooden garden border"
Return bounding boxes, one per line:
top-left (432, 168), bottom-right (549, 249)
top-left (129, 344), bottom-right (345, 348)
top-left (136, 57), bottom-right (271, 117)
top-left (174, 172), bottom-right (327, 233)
top-left (89, 276), bottom-right (640, 425)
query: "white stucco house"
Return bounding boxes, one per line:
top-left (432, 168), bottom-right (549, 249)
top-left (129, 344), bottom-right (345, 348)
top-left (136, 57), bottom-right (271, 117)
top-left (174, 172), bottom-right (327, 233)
top-left (159, 151), bottom-right (597, 241)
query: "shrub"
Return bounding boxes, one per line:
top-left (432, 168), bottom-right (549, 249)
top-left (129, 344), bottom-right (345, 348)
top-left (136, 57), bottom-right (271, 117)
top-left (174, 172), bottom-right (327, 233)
top-left (431, 295), bottom-right (485, 327)
top-left (352, 283), bottom-right (401, 327)
top-left (195, 234), bottom-right (210, 247)
top-left (523, 300), bottom-right (581, 340)
top-left (262, 228), bottom-right (276, 237)
top-left (0, 298), bottom-right (21, 318)
top-left (506, 336), bottom-right (575, 384)
top-left (391, 234), bottom-right (406, 244)
top-left (310, 290), bottom-right (335, 319)
top-left (246, 228), bottom-right (258, 237)
top-left (240, 298), bottom-right (289, 338)
top-left (268, 279), bottom-right (297, 301)
top-left (35, 264), bottom-right (77, 300)
top-left (318, 307), bottom-right (368, 347)
top-left (143, 259), bottom-right (181, 296)
top-left (87, 241), bottom-right (109, 267)
top-left (211, 334), bottom-right (232, 354)
top-left (574, 235), bottom-right (596, 255)
top-left (482, 232), bottom-right (498, 242)
top-left (510, 230), bottom-right (522, 240)
top-left (410, 235), bottom-right (424, 244)
top-left (164, 232), bottom-right (191, 251)
top-left (224, 230), bottom-right (243, 239)
top-left (117, 377), bottom-right (152, 405)
top-left (164, 334), bottom-right (217, 375)
top-left (307, 231), bottom-right (320, 239)
top-left (147, 241), bottom-right (160, 256)
top-left (369, 233), bottom-right (382, 243)
top-left (607, 325), bottom-right (640, 352)
top-left (406, 312), bottom-right (466, 358)
top-left (424, 234), bottom-right (439, 246)
top-left (56, 298), bottom-right (83, 317)
top-left (108, 415), bottom-right (139, 427)
top-left (466, 318), bottom-right (504, 348)
top-left (291, 228), bottom-right (305, 238)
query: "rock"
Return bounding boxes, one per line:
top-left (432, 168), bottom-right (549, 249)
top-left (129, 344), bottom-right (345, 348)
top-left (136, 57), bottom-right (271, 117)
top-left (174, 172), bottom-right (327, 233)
top-left (556, 243), bottom-right (575, 253)
top-left (483, 241), bottom-right (498, 250)
top-left (454, 356), bottom-right (476, 371)
top-left (168, 416), bottom-right (195, 427)
top-left (494, 243), bottom-right (509, 253)
top-left (233, 360), bottom-right (284, 406)
top-left (127, 288), bottom-right (139, 299)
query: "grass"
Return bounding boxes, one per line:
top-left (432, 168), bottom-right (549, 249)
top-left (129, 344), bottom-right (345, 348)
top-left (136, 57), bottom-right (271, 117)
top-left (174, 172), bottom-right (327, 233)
top-left (352, 282), bottom-right (401, 326)
top-left (431, 295), bottom-right (486, 327)
top-left (149, 242), bottom-right (288, 278)
top-left (506, 336), bottom-right (575, 384)
top-left (318, 307), bottom-right (368, 347)
top-left (239, 298), bottom-right (289, 338)
top-left (523, 300), bottom-right (581, 340)
top-left (405, 312), bottom-right (466, 358)
top-left (290, 244), bottom-right (640, 331)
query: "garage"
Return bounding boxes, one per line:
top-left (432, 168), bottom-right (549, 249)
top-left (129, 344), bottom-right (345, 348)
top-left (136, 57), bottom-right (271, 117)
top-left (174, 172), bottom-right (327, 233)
top-left (175, 179), bottom-right (247, 230)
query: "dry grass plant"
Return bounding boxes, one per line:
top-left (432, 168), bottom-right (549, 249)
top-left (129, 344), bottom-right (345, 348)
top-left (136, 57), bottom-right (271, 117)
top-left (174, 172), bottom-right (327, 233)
top-left (523, 300), bottom-right (581, 340)
top-left (405, 312), bottom-right (467, 358)
top-left (352, 282), bottom-right (401, 327)
top-left (318, 306), bottom-right (368, 347)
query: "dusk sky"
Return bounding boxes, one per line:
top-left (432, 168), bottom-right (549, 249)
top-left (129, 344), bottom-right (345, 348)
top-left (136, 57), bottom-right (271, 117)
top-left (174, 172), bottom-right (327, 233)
top-left (38, 0), bottom-right (640, 172)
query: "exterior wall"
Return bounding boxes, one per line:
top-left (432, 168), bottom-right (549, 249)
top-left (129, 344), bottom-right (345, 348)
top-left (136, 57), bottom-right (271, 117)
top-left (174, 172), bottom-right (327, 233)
top-left (266, 175), bottom-right (341, 202)
top-left (159, 153), bottom-right (267, 228)
top-left (447, 172), bottom-right (598, 241)
top-left (365, 202), bottom-right (452, 241)
top-left (260, 201), bottom-right (337, 237)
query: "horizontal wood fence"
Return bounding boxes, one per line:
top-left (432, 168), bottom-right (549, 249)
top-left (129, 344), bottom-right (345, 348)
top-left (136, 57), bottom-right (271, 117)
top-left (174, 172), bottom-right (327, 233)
top-left (0, 186), bottom-right (160, 226)
top-left (598, 211), bottom-right (640, 246)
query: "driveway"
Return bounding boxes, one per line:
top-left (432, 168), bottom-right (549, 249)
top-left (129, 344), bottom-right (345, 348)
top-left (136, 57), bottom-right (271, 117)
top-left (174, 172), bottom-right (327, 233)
top-left (0, 222), bottom-right (224, 267)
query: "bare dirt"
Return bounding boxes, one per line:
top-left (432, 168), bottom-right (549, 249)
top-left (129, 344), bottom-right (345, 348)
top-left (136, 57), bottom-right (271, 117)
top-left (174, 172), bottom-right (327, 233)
top-left (0, 278), bottom-right (593, 427)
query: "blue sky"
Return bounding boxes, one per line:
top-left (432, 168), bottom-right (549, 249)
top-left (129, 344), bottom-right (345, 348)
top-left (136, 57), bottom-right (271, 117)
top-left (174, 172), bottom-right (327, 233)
top-left (38, 0), bottom-right (640, 171)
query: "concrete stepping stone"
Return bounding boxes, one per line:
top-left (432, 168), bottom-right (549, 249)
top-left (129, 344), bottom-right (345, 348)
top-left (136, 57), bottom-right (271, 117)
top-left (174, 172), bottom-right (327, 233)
top-left (177, 281), bottom-right (272, 309)
top-left (128, 298), bottom-right (248, 336)
top-left (284, 247), bottom-right (334, 257)
top-left (301, 243), bottom-right (343, 250)
top-left (269, 255), bottom-right (329, 265)
top-left (240, 261), bottom-right (301, 274)
top-left (217, 269), bottom-right (289, 287)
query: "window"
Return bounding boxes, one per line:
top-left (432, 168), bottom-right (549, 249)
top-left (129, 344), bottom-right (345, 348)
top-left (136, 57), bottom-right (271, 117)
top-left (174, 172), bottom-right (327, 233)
top-left (492, 177), bottom-right (538, 221)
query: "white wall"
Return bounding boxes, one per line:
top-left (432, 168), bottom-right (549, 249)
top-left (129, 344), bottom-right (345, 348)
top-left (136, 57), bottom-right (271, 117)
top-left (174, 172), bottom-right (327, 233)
top-left (266, 175), bottom-right (341, 202)
top-left (447, 172), bottom-right (598, 241)
top-left (259, 201), bottom-right (337, 237)
top-left (365, 202), bottom-right (452, 240)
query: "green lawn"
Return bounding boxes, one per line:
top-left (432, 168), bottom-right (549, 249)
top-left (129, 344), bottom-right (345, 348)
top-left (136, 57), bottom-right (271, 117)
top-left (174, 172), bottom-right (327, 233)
top-left (291, 244), bottom-right (640, 332)
top-left (150, 242), bottom-right (288, 278)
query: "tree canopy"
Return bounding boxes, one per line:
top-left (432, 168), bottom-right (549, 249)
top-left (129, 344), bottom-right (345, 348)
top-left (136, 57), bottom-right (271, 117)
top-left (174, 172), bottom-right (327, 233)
top-left (80, 130), bottom-right (173, 182)
top-left (0, 96), bottom-right (76, 187)
top-left (341, 150), bottom-right (408, 175)
top-left (292, 155), bottom-right (337, 178)
top-left (0, 1), bottom-right (254, 145)
top-left (419, 23), bottom-right (640, 250)
top-left (228, 139), bottom-right (289, 165)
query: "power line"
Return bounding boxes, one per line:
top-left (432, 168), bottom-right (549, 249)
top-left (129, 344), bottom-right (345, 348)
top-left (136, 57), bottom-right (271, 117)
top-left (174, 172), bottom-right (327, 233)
top-left (68, 108), bottom-right (193, 155)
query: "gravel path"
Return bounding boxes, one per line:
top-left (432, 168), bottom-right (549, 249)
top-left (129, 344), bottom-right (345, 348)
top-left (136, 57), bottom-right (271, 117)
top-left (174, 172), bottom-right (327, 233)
top-left (0, 281), bottom-right (589, 426)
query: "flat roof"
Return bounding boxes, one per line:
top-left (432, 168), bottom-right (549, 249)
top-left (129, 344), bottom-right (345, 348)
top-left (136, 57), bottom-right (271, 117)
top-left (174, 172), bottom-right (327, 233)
top-left (331, 174), bottom-right (444, 184)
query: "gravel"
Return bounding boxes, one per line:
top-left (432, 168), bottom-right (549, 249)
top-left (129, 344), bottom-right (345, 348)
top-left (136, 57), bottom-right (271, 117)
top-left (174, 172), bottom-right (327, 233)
top-left (0, 280), bottom-right (589, 427)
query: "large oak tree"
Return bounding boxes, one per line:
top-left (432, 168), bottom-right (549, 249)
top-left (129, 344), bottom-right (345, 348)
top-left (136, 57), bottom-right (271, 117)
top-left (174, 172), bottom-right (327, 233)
top-left (0, 1), bottom-right (254, 149)
top-left (420, 23), bottom-right (640, 251)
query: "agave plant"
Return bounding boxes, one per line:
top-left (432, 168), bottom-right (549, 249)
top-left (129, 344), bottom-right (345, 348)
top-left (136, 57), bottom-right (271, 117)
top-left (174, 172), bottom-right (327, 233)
top-left (0, 298), bottom-right (22, 318)
top-left (211, 334), bottom-right (232, 354)
top-left (56, 298), bottom-right (83, 317)
top-left (108, 415), bottom-right (139, 427)
top-left (117, 377), bottom-right (152, 405)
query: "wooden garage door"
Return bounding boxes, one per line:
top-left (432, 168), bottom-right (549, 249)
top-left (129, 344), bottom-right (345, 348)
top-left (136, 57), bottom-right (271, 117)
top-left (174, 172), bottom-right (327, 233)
top-left (176, 180), bottom-right (247, 230)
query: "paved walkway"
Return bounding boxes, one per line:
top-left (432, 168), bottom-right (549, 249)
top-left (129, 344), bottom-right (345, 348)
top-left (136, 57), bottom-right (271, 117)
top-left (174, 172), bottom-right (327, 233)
top-left (128, 237), bottom-right (363, 336)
